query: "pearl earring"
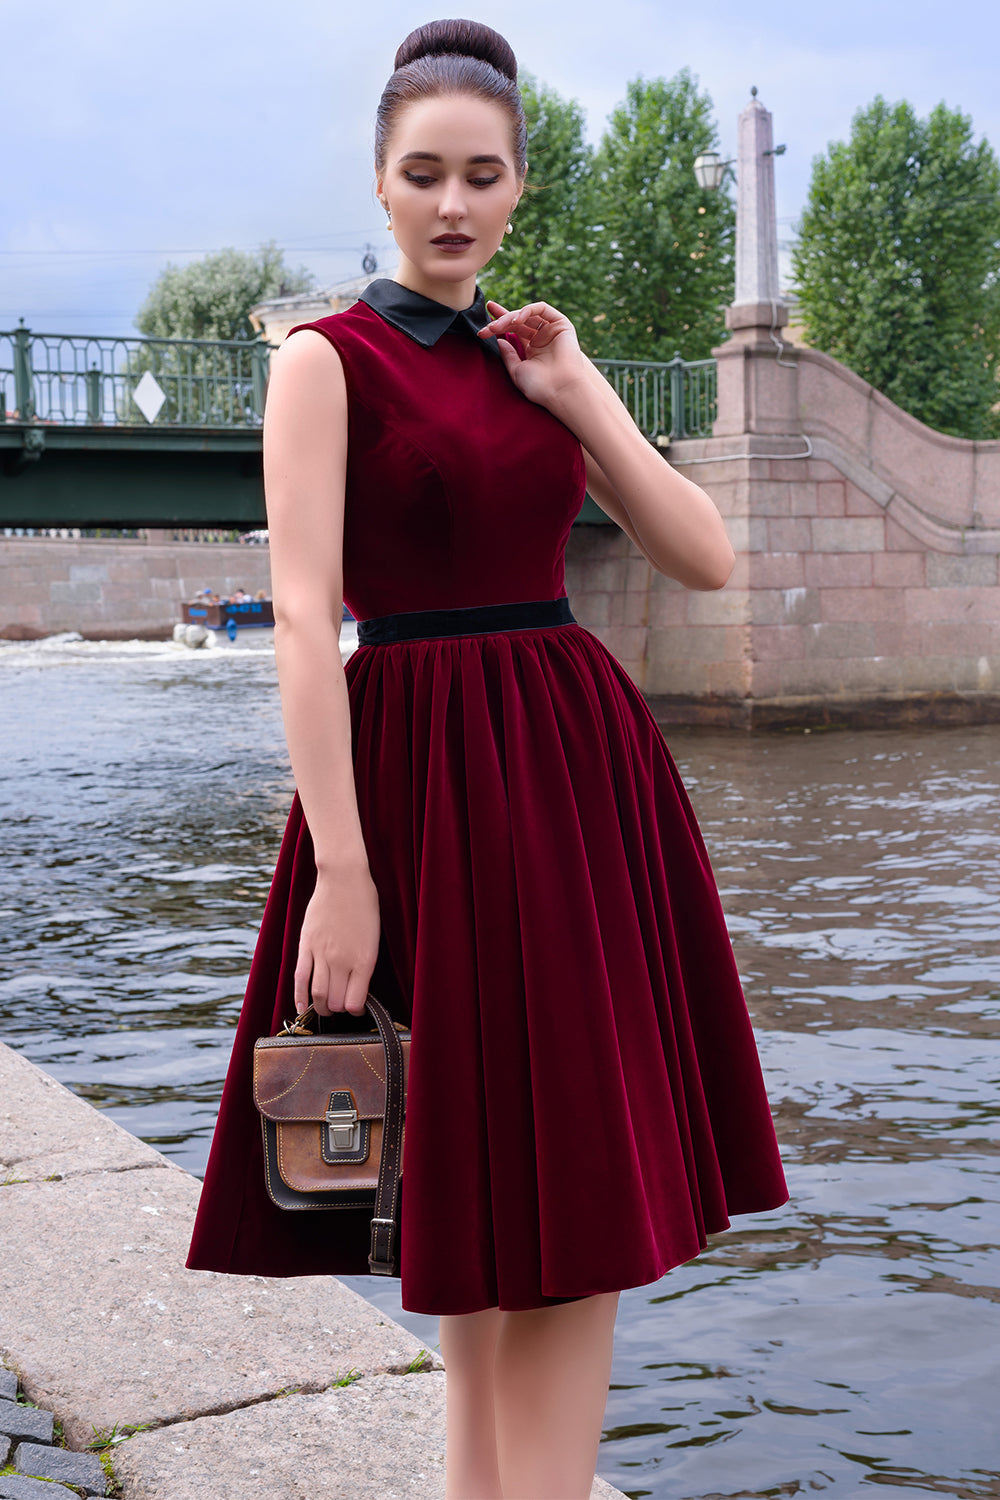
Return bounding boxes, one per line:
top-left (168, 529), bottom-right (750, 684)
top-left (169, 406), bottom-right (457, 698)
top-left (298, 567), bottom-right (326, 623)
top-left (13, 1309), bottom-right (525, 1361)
top-left (504, 219), bottom-right (513, 235)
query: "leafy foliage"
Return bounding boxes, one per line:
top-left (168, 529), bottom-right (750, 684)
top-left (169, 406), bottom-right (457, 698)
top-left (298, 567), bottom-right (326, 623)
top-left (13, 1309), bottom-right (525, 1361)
top-left (136, 241), bottom-right (315, 342)
top-left (587, 71), bottom-right (734, 362)
top-left (483, 70), bottom-right (734, 361)
top-left (791, 97), bottom-right (1000, 438)
top-left (480, 75), bottom-right (599, 332)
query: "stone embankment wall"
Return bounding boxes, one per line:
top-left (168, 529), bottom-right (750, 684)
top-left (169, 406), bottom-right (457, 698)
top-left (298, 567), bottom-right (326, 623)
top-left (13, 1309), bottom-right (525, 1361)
top-left (567, 336), bottom-right (1000, 726)
top-left (0, 537), bottom-right (272, 639)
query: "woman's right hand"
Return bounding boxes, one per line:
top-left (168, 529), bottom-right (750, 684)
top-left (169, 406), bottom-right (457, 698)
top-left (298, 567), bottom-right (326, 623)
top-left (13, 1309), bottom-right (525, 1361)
top-left (294, 861), bottom-right (381, 1017)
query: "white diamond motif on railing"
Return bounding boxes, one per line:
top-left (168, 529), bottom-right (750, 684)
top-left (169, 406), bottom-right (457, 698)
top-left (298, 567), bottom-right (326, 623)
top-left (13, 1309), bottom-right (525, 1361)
top-left (132, 370), bottom-right (166, 424)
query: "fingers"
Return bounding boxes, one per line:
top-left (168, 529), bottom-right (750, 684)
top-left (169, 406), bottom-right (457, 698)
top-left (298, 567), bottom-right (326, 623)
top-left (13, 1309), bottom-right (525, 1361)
top-left (496, 337), bottom-right (522, 375)
top-left (343, 969), bottom-right (371, 1018)
top-left (295, 945), bottom-right (375, 1019)
top-left (293, 953), bottom-right (313, 1014)
top-left (308, 956), bottom-right (332, 1016)
top-left (482, 300), bottom-right (555, 335)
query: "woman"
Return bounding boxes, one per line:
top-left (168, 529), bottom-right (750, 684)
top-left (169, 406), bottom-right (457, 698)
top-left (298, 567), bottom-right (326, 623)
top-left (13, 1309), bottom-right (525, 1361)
top-left (189, 17), bottom-right (787, 1499)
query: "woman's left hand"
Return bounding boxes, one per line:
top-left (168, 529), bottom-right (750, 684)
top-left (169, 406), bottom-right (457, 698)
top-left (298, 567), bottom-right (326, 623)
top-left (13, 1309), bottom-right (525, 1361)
top-left (480, 300), bottom-right (589, 410)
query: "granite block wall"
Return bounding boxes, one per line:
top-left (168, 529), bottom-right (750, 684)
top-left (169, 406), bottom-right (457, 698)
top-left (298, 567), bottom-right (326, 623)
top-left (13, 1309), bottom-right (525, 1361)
top-left (0, 538), bottom-right (272, 638)
top-left (566, 336), bottom-right (1000, 723)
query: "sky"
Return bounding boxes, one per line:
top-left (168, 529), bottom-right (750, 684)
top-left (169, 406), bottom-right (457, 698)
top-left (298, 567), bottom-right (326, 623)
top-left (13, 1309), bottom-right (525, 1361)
top-left (3, 0), bottom-right (999, 339)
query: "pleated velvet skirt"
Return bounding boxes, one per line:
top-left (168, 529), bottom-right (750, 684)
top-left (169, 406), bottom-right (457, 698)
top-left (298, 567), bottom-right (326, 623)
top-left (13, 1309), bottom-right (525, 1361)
top-left (187, 608), bottom-right (788, 1314)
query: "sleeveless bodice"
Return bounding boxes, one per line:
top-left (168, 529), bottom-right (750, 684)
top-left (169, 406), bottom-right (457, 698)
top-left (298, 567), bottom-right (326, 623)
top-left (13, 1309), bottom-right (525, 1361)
top-left (289, 296), bottom-right (587, 619)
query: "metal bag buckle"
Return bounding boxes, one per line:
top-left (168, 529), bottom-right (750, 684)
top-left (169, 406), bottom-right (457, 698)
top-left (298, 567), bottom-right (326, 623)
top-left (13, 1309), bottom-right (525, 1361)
top-left (325, 1105), bottom-right (360, 1153)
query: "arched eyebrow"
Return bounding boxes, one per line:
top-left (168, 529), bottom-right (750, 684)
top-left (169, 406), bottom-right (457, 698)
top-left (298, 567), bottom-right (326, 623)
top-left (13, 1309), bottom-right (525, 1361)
top-left (396, 151), bottom-right (508, 166)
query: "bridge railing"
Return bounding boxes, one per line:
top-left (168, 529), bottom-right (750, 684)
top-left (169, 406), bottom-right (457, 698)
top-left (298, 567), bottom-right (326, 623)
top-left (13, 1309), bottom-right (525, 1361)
top-left (1, 323), bottom-right (717, 441)
top-left (0, 323), bottom-right (271, 428)
top-left (592, 353), bottom-right (717, 441)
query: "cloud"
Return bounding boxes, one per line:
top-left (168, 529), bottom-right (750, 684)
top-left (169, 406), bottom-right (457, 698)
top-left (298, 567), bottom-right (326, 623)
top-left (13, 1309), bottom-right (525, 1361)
top-left (2, 0), bottom-right (998, 333)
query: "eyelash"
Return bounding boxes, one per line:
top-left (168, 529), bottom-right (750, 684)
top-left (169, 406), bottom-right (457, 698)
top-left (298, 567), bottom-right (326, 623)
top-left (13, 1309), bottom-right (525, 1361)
top-left (404, 172), bottom-right (501, 188)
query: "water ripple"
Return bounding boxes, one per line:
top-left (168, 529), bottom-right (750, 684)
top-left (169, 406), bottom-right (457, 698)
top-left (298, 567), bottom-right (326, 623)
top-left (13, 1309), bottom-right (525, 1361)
top-left (1, 643), bottom-right (998, 1498)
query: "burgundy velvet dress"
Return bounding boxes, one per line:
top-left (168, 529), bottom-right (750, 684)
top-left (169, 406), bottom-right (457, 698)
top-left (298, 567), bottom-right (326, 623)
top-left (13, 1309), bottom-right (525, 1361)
top-left (186, 278), bottom-right (788, 1314)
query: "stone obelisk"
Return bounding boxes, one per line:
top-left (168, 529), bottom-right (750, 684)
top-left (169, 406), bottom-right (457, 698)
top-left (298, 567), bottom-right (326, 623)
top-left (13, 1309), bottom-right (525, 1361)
top-left (713, 88), bottom-right (798, 434)
top-left (734, 88), bottom-right (781, 310)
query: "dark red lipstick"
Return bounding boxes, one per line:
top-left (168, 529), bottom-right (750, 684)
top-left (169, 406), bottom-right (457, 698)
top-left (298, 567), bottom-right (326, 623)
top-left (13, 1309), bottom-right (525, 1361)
top-left (431, 234), bottom-right (474, 251)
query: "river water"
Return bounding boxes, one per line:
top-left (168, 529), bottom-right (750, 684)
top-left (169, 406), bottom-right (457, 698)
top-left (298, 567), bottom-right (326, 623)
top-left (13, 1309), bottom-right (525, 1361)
top-left (1, 632), bottom-right (997, 1500)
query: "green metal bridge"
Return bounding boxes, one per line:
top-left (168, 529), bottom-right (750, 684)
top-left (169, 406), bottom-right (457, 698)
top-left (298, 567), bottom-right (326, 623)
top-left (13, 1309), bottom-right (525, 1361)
top-left (0, 321), bottom-right (716, 529)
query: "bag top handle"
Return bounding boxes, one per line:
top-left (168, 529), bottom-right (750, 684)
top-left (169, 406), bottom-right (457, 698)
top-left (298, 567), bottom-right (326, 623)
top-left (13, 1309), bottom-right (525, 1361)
top-left (278, 992), bottom-right (408, 1038)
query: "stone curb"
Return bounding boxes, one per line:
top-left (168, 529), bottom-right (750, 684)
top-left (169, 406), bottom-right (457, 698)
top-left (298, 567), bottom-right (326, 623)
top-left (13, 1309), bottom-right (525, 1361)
top-left (109, 1369), bottom-right (626, 1500)
top-left (0, 1043), bottom-right (628, 1497)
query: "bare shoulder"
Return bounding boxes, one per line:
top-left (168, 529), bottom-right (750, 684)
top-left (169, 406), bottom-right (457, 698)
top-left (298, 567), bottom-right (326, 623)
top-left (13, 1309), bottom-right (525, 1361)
top-left (264, 331), bottom-right (348, 453)
top-left (264, 330), bottom-right (350, 574)
top-left (269, 328), bottom-right (346, 394)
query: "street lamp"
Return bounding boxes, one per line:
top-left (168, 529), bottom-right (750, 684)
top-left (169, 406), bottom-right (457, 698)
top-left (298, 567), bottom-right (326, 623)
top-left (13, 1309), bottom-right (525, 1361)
top-left (693, 152), bottom-right (734, 191)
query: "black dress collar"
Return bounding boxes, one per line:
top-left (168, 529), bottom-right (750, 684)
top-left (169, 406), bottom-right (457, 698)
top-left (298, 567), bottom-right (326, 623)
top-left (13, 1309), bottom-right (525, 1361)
top-left (358, 278), bottom-right (501, 359)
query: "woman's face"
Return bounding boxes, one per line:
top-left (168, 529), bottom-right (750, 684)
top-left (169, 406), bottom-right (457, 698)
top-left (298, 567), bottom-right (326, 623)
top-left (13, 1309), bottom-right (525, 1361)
top-left (377, 93), bottom-right (524, 302)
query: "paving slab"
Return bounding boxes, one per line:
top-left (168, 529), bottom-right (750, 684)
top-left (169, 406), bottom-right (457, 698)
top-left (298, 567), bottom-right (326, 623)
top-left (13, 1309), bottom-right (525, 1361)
top-left (0, 1480), bottom-right (79, 1500)
top-left (0, 1369), bottom-right (17, 1399)
top-left (0, 1044), bottom-right (165, 1182)
top-left (0, 1168), bottom-right (436, 1448)
top-left (0, 1400), bottom-right (53, 1444)
top-left (13, 1441), bottom-right (107, 1495)
top-left (110, 1370), bottom-right (625, 1500)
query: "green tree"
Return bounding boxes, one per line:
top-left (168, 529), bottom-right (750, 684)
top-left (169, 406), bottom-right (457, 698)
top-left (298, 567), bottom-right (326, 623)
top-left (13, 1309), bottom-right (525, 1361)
top-left (480, 74), bottom-right (599, 332)
top-left (136, 240), bottom-right (315, 342)
top-left (791, 97), bottom-right (1000, 439)
top-left (587, 70), bottom-right (735, 361)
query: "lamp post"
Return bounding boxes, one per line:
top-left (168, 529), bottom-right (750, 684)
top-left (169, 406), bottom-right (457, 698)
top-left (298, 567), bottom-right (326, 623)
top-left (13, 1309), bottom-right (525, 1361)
top-left (696, 87), bottom-right (786, 318)
top-left (697, 89), bottom-right (800, 437)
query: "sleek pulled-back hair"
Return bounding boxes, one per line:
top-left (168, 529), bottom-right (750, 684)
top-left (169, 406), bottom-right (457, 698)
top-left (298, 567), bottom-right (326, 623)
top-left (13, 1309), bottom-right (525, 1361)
top-left (375, 18), bottom-right (528, 178)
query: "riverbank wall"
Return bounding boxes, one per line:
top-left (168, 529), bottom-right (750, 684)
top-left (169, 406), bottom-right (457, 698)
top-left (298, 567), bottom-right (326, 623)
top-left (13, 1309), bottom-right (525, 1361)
top-left (0, 1041), bottom-right (625, 1500)
top-left (566, 335), bottom-right (1000, 729)
top-left (0, 536), bottom-right (271, 640)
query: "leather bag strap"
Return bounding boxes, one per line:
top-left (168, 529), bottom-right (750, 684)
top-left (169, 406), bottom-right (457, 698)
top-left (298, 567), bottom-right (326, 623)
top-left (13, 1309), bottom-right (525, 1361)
top-left (364, 994), bottom-right (405, 1276)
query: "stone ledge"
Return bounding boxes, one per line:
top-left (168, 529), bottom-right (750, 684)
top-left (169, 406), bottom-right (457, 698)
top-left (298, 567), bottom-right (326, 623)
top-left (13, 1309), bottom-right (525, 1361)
top-left (0, 1041), bottom-right (440, 1457)
top-left (647, 689), bottom-right (1000, 732)
top-left (110, 1371), bottom-right (624, 1500)
top-left (0, 1167), bottom-right (433, 1449)
top-left (0, 1044), bottom-right (628, 1498)
top-left (0, 1043), bottom-right (174, 1182)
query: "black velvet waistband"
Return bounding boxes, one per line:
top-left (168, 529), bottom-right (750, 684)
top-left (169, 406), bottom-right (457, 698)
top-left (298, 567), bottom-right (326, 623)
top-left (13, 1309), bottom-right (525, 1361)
top-left (356, 597), bottom-right (576, 645)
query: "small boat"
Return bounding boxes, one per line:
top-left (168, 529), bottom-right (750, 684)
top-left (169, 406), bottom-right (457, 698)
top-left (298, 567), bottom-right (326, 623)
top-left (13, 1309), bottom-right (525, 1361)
top-left (181, 598), bottom-right (275, 630)
top-left (176, 598), bottom-right (356, 649)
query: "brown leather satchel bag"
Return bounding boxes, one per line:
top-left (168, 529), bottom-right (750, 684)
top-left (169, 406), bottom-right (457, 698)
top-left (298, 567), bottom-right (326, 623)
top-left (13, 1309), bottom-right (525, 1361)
top-left (252, 994), bottom-right (410, 1276)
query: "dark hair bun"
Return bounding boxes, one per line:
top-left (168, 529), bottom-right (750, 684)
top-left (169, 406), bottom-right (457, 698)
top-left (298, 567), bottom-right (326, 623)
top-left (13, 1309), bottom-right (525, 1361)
top-left (394, 18), bottom-right (517, 83)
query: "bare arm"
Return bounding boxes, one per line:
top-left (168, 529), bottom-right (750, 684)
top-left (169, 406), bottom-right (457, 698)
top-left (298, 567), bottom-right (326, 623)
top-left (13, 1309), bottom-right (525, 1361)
top-left (579, 446), bottom-right (660, 572)
top-left (482, 302), bottom-right (735, 591)
top-left (263, 329), bottom-right (379, 1016)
